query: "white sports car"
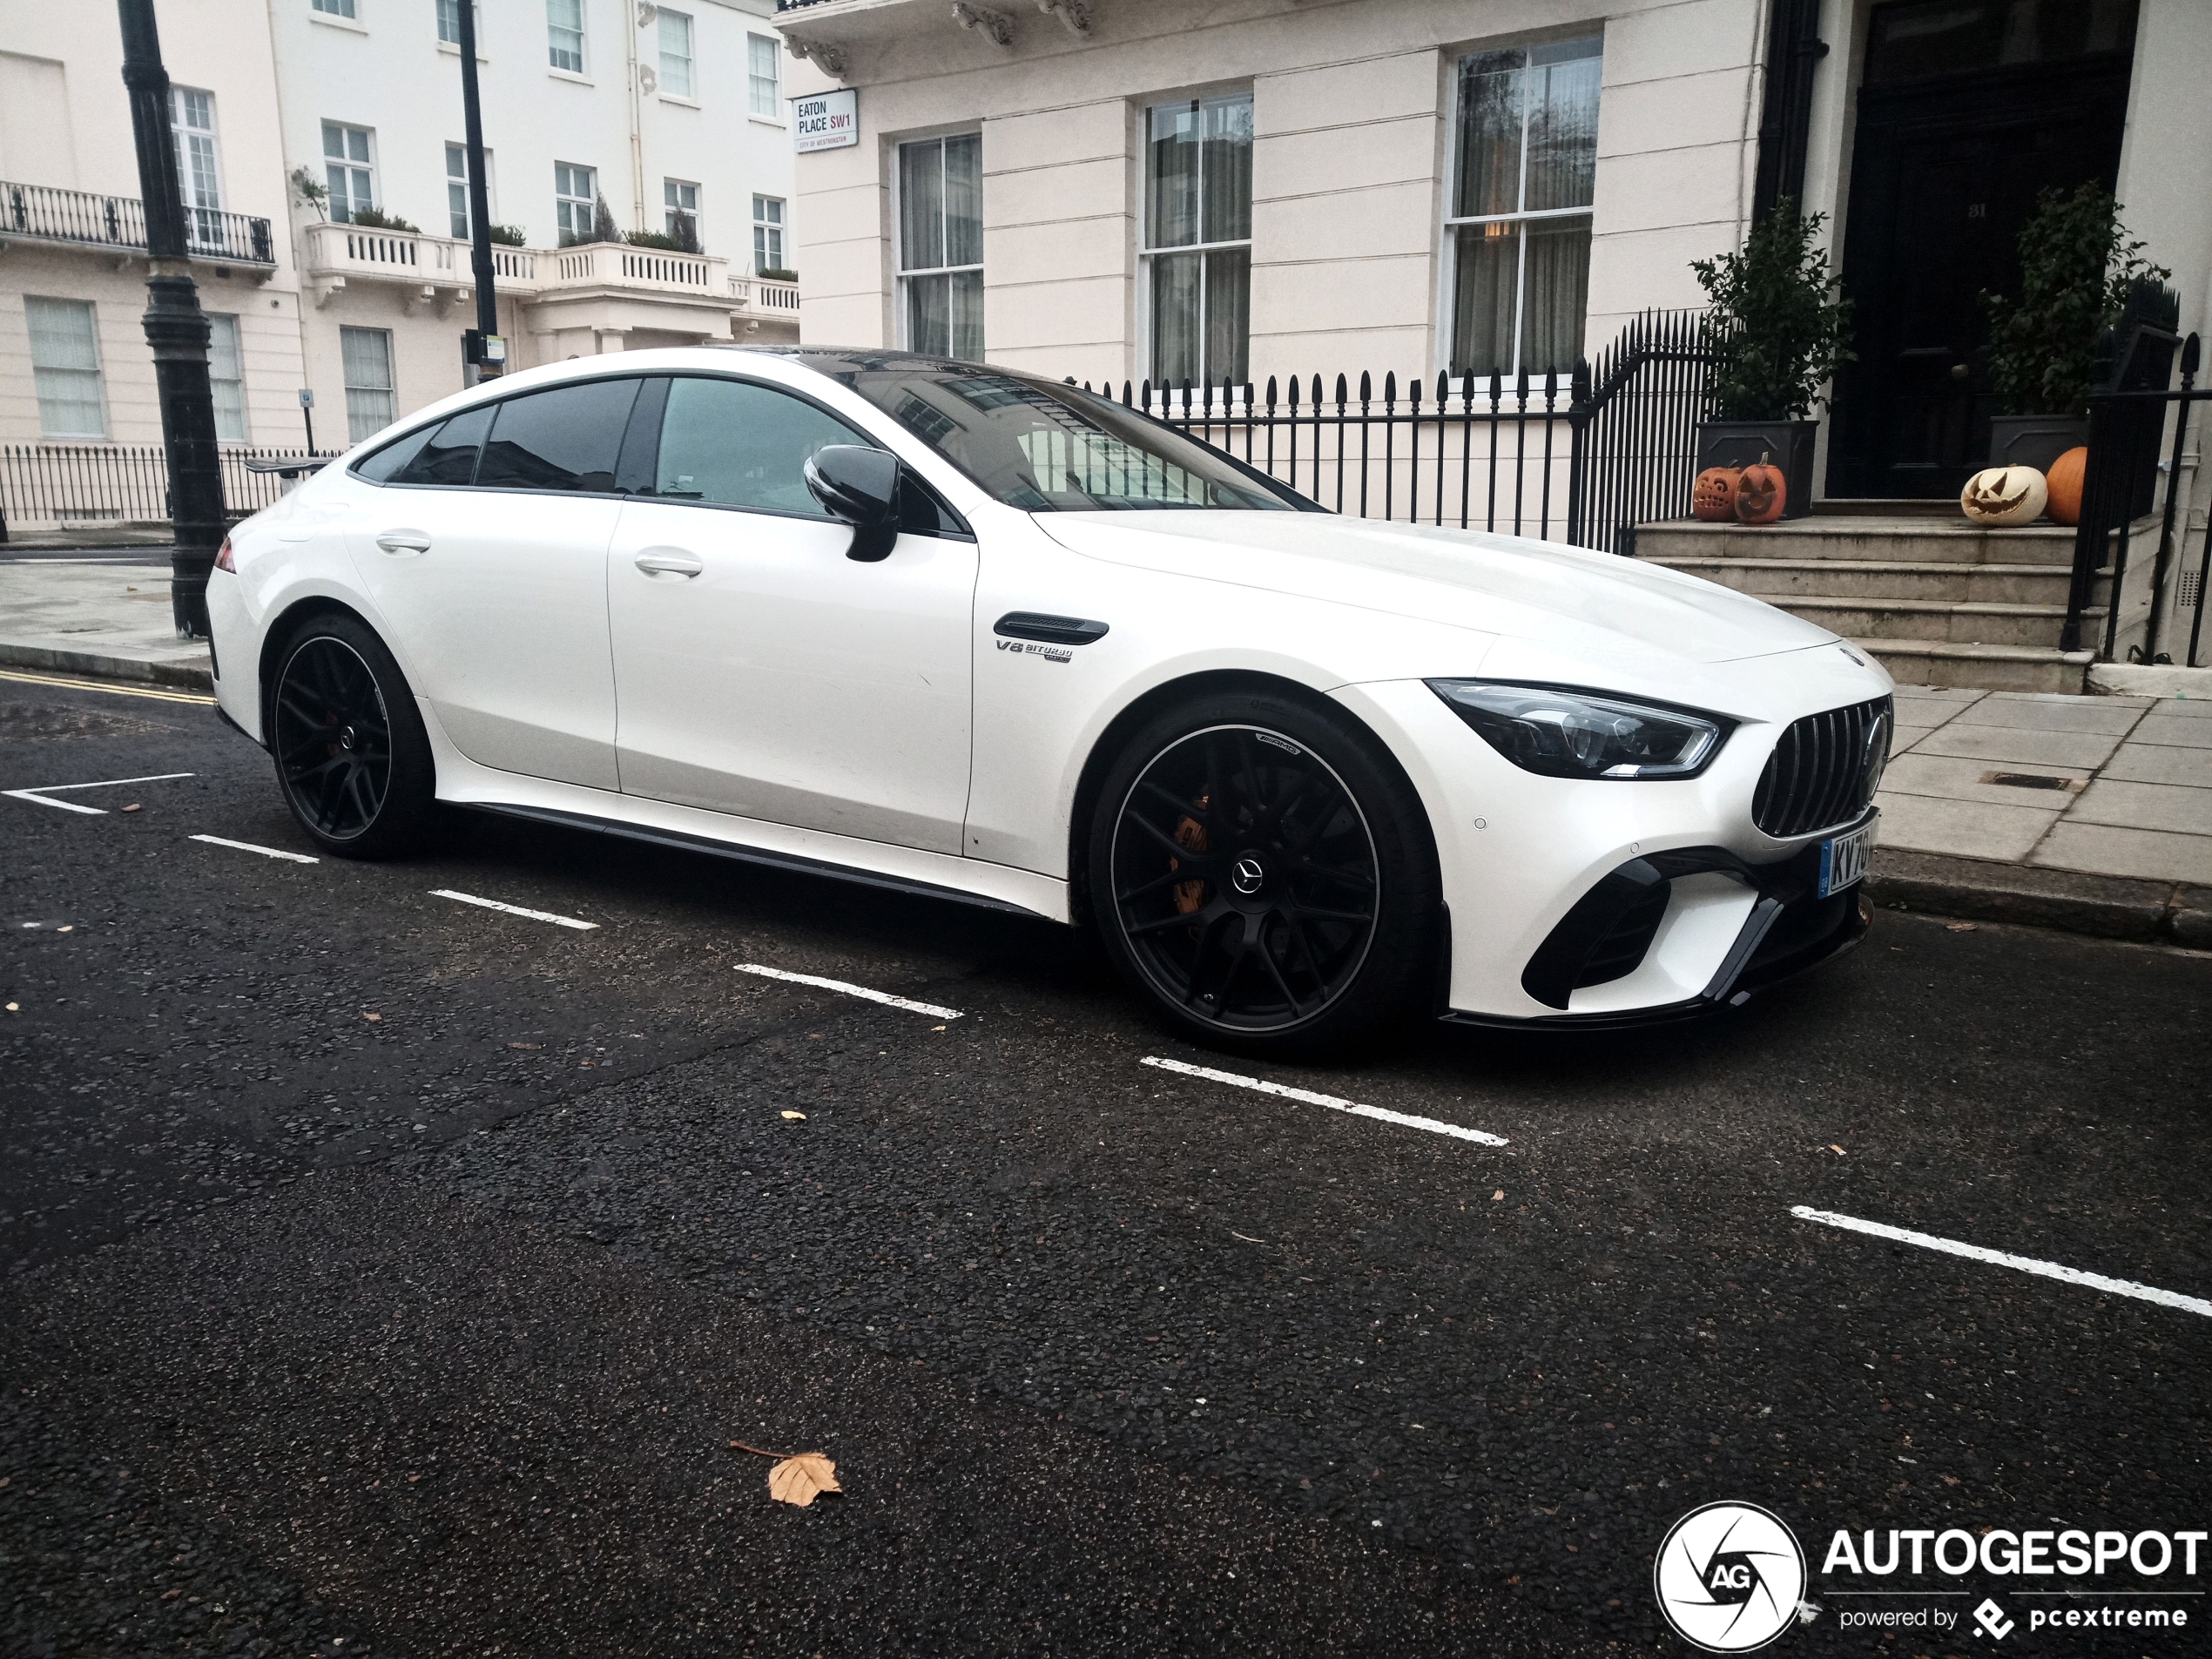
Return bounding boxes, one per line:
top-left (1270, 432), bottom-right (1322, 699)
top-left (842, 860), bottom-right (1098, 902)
top-left (209, 348), bottom-right (1892, 1055)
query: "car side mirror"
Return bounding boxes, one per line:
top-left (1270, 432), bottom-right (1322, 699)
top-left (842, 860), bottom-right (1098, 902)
top-left (804, 444), bottom-right (900, 562)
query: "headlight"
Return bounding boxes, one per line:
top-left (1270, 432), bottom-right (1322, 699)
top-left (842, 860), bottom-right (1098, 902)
top-left (1427, 681), bottom-right (1730, 779)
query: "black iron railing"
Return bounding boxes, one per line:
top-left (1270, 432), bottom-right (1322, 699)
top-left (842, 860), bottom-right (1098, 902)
top-left (2065, 333), bottom-right (2209, 666)
top-left (1, 179), bottom-right (275, 266)
top-left (0, 444), bottom-right (327, 543)
top-left (1077, 309), bottom-right (1720, 553)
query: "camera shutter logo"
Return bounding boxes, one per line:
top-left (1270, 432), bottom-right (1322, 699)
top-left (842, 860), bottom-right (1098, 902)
top-left (1653, 1502), bottom-right (1807, 1652)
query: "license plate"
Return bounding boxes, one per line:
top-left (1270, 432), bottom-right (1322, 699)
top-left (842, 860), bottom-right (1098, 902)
top-left (1818, 814), bottom-right (1876, 898)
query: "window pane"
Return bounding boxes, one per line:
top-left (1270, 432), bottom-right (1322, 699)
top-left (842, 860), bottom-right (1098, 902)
top-left (1453, 53), bottom-right (1524, 219)
top-left (1449, 220), bottom-right (1519, 377)
top-left (394, 404), bottom-right (494, 485)
top-left (25, 297), bottom-right (105, 438)
top-left (548, 0), bottom-right (584, 71)
top-left (1520, 214), bottom-right (1591, 374)
top-left (949, 268), bottom-right (984, 361)
top-left (653, 376), bottom-right (865, 514)
top-left (1150, 251), bottom-right (1201, 387)
top-left (437, 0), bottom-right (461, 42)
top-left (340, 326), bottom-right (396, 444)
top-left (748, 34), bottom-right (778, 115)
top-left (476, 378), bottom-right (640, 490)
top-left (1204, 246), bottom-right (1250, 388)
top-left (658, 11), bottom-right (691, 96)
top-left (1199, 95), bottom-right (1252, 244)
top-left (1524, 53), bottom-right (1600, 212)
top-left (207, 314), bottom-right (246, 442)
top-left (943, 132), bottom-right (981, 267)
top-left (899, 141), bottom-right (944, 272)
top-left (1146, 102), bottom-right (1199, 249)
top-left (356, 423), bottom-right (437, 483)
top-left (906, 272), bottom-right (949, 354)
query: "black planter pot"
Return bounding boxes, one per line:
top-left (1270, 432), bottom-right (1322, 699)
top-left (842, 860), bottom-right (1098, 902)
top-left (1986, 415), bottom-right (2088, 474)
top-left (1695, 420), bottom-right (1818, 520)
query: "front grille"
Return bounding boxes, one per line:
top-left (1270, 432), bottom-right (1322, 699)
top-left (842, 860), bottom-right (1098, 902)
top-left (1752, 695), bottom-right (1892, 839)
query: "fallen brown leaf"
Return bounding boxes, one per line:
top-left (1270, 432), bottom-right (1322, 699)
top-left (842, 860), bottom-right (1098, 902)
top-left (729, 1440), bottom-right (841, 1507)
top-left (507, 1041), bottom-right (542, 1049)
top-left (121, 803), bottom-right (142, 813)
top-left (1492, 1190), bottom-right (1505, 1201)
top-left (1830, 1144), bottom-right (1845, 1155)
top-left (781, 1109), bottom-right (806, 1121)
top-left (362, 1012), bottom-right (381, 1022)
top-left (1946, 921), bottom-right (1978, 932)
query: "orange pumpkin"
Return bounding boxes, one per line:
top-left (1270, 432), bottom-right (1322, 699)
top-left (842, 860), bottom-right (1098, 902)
top-left (1734, 453), bottom-right (1787, 524)
top-left (1692, 466), bottom-right (1743, 521)
top-left (2044, 446), bottom-right (2087, 525)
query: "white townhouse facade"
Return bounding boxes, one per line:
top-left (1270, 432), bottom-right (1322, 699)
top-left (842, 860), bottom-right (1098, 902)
top-left (0, 0), bottom-right (804, 490)
top-left (774, 0), bottom-right (2212, 507)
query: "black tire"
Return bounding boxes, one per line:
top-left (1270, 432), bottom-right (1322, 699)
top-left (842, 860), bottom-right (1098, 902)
top-left (266, 610), bottom-right (440, 859)
top-left (1086, 687), bottom-right (1440, 1058)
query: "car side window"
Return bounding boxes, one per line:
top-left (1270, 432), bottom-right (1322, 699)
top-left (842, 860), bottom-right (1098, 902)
top-left (652, 376), bottom-right (867, 516)
top-left (354, 422), bottom-right (436, 483)
top-left (391, 405), bottom-right (494, 487)
top-left (476, 378), bottom-right (642, 493)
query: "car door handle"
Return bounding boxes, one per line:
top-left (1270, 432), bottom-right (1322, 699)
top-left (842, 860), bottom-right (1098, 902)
top-left (995, 612), bottom-right (1109, 645)
top-left (634, 550), bottom-right (705, 577)
top-left (374, 529), bottom-right (431, 556)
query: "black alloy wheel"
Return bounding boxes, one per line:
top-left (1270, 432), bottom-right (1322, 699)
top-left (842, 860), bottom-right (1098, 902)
top-left (1089, 691), bottom-right (1440, 1055)
top-left (268, 613), bottom-right (439, 858)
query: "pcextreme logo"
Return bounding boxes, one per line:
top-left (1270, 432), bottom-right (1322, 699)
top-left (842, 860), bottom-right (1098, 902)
top-left (1654, 1502), bottom-right (1810, 1653)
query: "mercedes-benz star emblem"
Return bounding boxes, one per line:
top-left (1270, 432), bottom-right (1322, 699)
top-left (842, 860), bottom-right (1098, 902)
top-left (1653, 1501), bottom-right (1806, 1653)
top-left (1231, 855), bottom-right (1265, 896)
top-left (1862, 710), bottom-right (1892, 800)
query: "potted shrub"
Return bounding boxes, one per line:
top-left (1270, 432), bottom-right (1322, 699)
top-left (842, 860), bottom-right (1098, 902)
top-left (1689, 197), bottom-right (1853, 520)
top-left (1982, 183), bottom-right (2168, 470)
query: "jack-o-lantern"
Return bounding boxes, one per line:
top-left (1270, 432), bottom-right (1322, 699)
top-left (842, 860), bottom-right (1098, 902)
top-left (1734, 454), bottom-right (1787, 524)
top-left (2044, 446), bottom-right (2087, 526)
top-left (1692, 466), bottom-right (1743, 522)
top-left (1960, 464), bottom-right (2047, 528)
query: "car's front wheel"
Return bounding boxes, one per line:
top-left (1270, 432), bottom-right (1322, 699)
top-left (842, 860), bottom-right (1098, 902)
top-left (1087, 688), bottom-right (1440, 1057)
top-left (267, 611), bottom-right (439, 858)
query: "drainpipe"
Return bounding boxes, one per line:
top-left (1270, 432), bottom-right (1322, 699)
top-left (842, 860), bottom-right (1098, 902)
top-left (627, 3), bottom-right (649, 233)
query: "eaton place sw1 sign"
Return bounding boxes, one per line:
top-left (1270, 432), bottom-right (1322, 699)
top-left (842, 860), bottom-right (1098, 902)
top-left (794, 89), bottom-right (859, 152)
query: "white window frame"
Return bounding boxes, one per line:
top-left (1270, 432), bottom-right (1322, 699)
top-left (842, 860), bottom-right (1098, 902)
top-left (554, 160), bottom-right (597, 243)
top-left (435, 0), bottom-right (480, 44)
top-left (1438, 35), bottom-right (1602, 389)
top-left (25, 296), bottom-right (108, 440)
top-left (448, 143), bottom-right (496, 239)
top-left (340, 325), bottom-right (395, 444)
top-left (311, 0), bottom-right (358, 17)
top-left (751, 193), bottom-right (784, 273)
top-left (664, 178), bottom-right (699, 239)
top-left (658, 9), bottom-right (694, 98)
top-left (170, 85), bottom-right (225, 253)
top-left (894, 134), bottom-right (983, 358)
top-left (206, 313), bottom-right (248, 444)
top-left (320, 120), bottom-right (377, 224)
top-left (547, 0), bottom-right (586, 74)
top-left (1138, 91), bottom-right (1253, 392)
top-left (747, 33), bottom-right (779, 118)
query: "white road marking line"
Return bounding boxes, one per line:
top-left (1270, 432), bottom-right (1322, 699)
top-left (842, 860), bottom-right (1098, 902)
top-left (3, 772), bottom-right (195, 813)
top-left (430, 889), bottom-right (598, 930)
top-left (189, 833), bottom-right (319, 864)
top-left (1790, 1205), bottom-right (2212, 1319)
top-left (1141, 1055), bottom-right (1509, 1147)
top-left (733, 963), bottom-right (964, 1020)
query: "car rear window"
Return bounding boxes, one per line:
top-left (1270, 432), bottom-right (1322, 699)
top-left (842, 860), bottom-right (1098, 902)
top-left (475, 378), bottom-right (642, 492)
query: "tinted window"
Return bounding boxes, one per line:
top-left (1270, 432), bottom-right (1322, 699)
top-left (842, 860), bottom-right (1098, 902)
top-left (476, 378), bottom-right (642, 492)
top-left (354, 422), bottom-right (436, 483)
top-left (653, 376), bottom-right (867, 516)
top-left (392, 405), bottom-right (494, 487)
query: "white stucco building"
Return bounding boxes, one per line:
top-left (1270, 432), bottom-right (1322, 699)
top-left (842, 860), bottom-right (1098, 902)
top-left (0, 0), bottom-right (802, 492)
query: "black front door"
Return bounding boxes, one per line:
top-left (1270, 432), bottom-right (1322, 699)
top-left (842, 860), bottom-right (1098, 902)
top-left (1825, 0), bottom-right (2137, 500)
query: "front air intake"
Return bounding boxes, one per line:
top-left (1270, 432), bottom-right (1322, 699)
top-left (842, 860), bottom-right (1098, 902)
top-left (1751, 696), bottom-right (1892, 840)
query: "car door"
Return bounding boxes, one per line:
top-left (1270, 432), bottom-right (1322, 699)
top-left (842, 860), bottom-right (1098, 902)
top-left (606, 373), bottom-right (979, 853)
top-left (349, 375), bottom-right (641, 791)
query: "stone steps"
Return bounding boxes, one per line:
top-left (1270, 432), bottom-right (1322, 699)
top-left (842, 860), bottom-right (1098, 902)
top-left (1637, 517), bottom-right (2080, 566)
top-left (1851, 639), bottom-right (2096, 694)
top-left (1779, 596), bottom-right (2099, 649)
top-left (1652, 555), bottom-right (2104, 605)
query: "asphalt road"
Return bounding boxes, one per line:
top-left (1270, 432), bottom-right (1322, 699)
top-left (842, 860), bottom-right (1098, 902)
top-left (3, 669), bottom-right (2208, 1659)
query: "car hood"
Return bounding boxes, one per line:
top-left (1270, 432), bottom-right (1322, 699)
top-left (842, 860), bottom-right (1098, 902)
top-left (1035, 510), bottom-right (1838, 665)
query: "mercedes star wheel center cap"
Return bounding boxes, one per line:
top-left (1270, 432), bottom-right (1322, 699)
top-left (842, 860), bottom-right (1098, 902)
top-left (1231, 854), bottom-right (1266, 896)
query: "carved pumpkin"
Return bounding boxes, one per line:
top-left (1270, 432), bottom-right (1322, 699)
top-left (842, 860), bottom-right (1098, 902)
top-left (2044, 446), bottom-right (2087, 526)
top-left (1692, 466), bottom-right (1743, 521)
top-left (1960, 464), bottom-right (2047, 528)
top-left (1734, 454), bottom-right (1787, 524)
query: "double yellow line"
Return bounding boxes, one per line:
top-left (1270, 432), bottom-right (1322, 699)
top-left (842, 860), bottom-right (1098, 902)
top-left (0, 667), bottom-right (216, 706)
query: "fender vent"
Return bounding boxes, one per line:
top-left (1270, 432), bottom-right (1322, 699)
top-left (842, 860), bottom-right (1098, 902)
top-left (1751, 695), bottom-right (1892, 839)
top-left (1575, 878), bottom-right (1670, 988)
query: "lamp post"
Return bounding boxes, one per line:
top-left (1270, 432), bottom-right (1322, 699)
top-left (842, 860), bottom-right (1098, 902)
top-left (455, 0), bottom-right (504, 380)
top-left (118, 0), bottom-right (226, 639)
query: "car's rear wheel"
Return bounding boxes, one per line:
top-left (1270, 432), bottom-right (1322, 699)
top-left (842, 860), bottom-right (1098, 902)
top-left (268, 612), bottom-right (438, 858)
top-left (1088, 688), bottom-right (1440, 1057)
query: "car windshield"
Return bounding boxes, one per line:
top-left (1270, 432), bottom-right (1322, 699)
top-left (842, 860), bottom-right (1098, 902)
top-left (799, 354), bottom-right (1303, 513)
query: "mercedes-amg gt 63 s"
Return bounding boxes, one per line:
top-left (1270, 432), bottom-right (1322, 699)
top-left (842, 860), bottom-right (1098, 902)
top-left (208, 348), bottom-right (1892, 1055)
